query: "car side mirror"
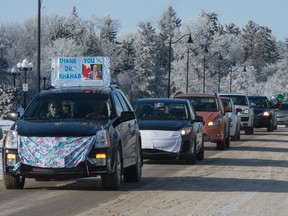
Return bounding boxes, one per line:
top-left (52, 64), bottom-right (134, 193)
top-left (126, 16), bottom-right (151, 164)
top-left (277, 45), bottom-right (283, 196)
top-left (235, 108), bottom-right (242, 114)
top-left (3, 111), bottom-right (20, 122)
top-left (113, 111), bottom-right (136, 128)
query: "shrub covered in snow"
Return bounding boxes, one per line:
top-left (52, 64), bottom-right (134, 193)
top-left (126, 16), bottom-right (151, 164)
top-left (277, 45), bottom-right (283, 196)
top-left (0, 83), bottom-right (19, 117)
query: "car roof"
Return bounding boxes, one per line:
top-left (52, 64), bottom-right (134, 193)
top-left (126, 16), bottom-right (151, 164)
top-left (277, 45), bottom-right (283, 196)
top-left (218, 92), bottom-right (247, 96)
top-left (247, 95), bottom-right (268, 98)
top-left (133, 98), bottom-right (189, 104)
top-left (38, 86), bottom-right (119, 96)
top-left (174, 92), bottom-right (217, 98)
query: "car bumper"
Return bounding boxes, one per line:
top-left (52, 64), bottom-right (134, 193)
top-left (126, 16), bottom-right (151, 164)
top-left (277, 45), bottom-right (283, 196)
top-left (240, 114), bottom-right (253, 128)
top-left (140, 130), bottom-right (192, 159)
top-left (2, 147), bottom-right (115, 178)
top-left (203, 125), bottom-right (224, 142)
top-left (253, 116), bottom-right (272, 128)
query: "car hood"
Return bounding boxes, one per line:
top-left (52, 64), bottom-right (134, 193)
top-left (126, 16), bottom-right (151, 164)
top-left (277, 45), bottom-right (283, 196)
top-left (138, 119), bottom-right (189, 131)
top-left (15, 119), bottom-right (110, 137)
top-left (196, 111), bottom-right (222, 122)
top-left (253, 107), bottom-right (272, 114)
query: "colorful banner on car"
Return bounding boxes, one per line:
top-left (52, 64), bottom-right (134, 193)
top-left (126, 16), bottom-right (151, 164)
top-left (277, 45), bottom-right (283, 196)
top-left (51, 56), bottom-right (110, 88)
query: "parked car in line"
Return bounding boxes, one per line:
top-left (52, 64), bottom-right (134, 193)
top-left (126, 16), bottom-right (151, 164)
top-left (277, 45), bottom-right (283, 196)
top-left (248, 95), bottom-right (277, 131)
top-left (220, 97), bottom-right (241, 141)
top-left (218, 93), bottom-right (254, 135)
top-left (174, 93), bottom-right (230, 150)
top-left (2, 85), bottom-right (142, 190)
top-left (276, 101), bottom-right (288, 127)
top-left (132, 98), bottom-right (204, 164)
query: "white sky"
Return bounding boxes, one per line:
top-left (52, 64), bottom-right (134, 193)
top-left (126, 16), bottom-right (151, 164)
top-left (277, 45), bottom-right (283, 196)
top-left (0, 0), bottom-right (287, 41)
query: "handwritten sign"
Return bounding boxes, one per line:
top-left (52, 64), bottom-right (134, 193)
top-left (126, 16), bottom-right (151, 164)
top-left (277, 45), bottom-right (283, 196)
top-left (51, 57), bottom-right (110, 88)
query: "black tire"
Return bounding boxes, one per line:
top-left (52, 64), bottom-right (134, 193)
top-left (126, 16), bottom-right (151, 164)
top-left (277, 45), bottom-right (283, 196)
top-left (184, 139), bottom-right (196, 164)
top-left (216, 130), bottom-right (226, 150)
top-left (124, 143), bottom-right (142, 182)
top-left (196, 138), bottom-right (204, 161)
top-left (267, 124), bottom-right (274, 132)
top-left (245, 127), bottom-right (254, 135)
top-left (4, 174), bottom-right (25, 189)
top-left (226, 129), bottom-right (230, 148)
top-left (101, 148), bottom-right (122, 190)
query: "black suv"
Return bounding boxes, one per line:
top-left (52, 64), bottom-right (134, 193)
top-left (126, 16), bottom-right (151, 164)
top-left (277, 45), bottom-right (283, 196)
top-left (248, 95), bottom-right (277, 131)
top-left (2, 86), bottom-right (142, 190)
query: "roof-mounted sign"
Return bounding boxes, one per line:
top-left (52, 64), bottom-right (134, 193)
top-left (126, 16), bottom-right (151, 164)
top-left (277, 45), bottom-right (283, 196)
top-left (51, 57), bottom-right (110, 88)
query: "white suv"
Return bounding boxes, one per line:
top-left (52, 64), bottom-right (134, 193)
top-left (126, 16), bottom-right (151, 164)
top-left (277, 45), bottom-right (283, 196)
top-left (219, 93), bottom-right (254, 135)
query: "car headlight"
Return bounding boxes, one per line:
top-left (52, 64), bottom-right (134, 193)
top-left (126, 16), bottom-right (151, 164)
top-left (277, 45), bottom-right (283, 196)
top-left (94, 128), bottom-right (110, 148)
top-left (180, 127), bottom-right (192, 135)
top-left (4, 130), bottom-right (19, 149)
top-left (241, 109), bottom-right (249, 114)
top-left (263, 111), bottom-right (270, 116)
top-left (208, 118), bottom-right (222, 126)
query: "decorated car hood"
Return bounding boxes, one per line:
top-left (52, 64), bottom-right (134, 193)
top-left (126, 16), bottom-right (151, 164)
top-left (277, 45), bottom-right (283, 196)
top-left (137, 120), bottom-right (189, 131)
top-left (16, 119), bottom-right (109, 137)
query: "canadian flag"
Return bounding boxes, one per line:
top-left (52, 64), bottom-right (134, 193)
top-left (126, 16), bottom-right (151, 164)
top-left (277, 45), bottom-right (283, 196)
top-left (82, 64), bottom-right (92, 79)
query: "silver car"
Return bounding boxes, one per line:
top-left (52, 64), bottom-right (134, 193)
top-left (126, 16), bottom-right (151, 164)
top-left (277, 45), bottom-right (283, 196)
top-left (277, 101), bottom-right (288, 127)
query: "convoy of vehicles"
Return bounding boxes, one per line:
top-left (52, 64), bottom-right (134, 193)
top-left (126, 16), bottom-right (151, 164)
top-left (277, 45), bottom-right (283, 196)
top-left (0, 56), bottom-right (284, 191)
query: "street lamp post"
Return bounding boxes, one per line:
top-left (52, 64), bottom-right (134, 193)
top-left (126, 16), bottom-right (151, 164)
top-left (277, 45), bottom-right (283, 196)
top-left (37, 0), bottom-right (41, 93)
top-left (17, 59), bottom-right (34, 109)
top-left (167, 34), bottom-right (193, 97)
top-left (230, 63), bottom-right (246, 92)
top-left (202, 47), bottom-right (221, 93)
top-left (186, 45), bottom-right (201, 92)
top-left (42, 77), bottom-right (47, 90)
top-left (217, 54), bottom-right (223, 93)
top-left (9, 67), bottom-right (21, 87)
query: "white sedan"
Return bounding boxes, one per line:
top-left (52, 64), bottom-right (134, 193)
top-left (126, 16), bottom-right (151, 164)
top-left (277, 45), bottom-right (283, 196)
top-left (221, 97), bottom-right (241, 141)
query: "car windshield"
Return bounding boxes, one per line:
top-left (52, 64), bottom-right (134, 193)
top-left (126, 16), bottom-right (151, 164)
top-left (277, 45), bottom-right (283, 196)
top-left (133, 101), bottom-right (189, 120)
top-left (22, 93), bottom-right (112, 120)
top-left (221, 95), bottom-right (248, 106)
top-left (248, 97), bottom-right (269, 108)
top-left (185, 97), bottom-right (218, 112)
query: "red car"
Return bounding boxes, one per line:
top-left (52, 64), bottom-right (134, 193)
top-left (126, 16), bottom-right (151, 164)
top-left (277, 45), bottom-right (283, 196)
top-left (174, 93), bottom-right (231, 150)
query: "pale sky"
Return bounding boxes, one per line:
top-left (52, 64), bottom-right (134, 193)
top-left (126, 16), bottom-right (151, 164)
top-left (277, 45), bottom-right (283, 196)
top-left (0, 0), bottom-right (287, 41)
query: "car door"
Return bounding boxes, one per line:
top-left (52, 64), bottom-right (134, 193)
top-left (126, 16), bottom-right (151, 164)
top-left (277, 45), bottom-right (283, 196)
top-left (114, 91), bottom-right (138, 167)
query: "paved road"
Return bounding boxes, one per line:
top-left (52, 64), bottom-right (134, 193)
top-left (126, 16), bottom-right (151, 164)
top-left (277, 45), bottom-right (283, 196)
top-left (0, 127), bottom-right (287, 216)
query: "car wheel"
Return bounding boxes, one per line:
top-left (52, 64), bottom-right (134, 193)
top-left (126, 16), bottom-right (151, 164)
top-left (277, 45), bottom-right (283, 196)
top-left (237, 129), bottom-right (241, 140)
top-left (245, 127), bottom-right (254, 135)
top-left (267, 122), bottom-right (274, 132)
top-left (196, 137), bottom-right (204, 161)
top-left (4, 174), bottom-right (25, 189)
top-left (185, 139), bottom-right (196, 164)
top-left (124, 142), bottom-right (142, 182)
top-left (226, 129), bottom-right (230, 148)
top-left (216, 130), bottom-right (226, 150)
top-left (101, 147), bottom-right (122, 190)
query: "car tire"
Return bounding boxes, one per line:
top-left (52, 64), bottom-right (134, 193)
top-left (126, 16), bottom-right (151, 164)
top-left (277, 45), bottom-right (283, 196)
top-left (267, 122), bottom-right (274, 132)
top-left (196, 138), bottom-right (204, 161)
top-left (226, 129), bottom-right (230, 148)
top-left (101, 148), bottom-right (122, 190)
top-left (124, 143), bottom-right (142, 182)
top-left (184, 140), bottom-right (196, 164)
top-left (245, 127), bottom-right (254, 135)
top-left (216, 131), bottom-right (226, 150)
top-left (4, 174), bottom-right (25, 189)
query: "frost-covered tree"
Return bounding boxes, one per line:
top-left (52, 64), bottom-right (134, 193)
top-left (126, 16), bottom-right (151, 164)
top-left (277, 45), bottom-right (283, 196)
top-left (133, 21), bottom-right (158, 98)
